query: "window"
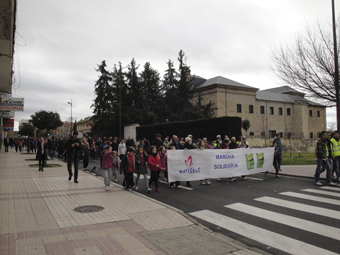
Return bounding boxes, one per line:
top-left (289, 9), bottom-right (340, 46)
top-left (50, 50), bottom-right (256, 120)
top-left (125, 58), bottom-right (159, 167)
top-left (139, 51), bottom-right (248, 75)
top-left (279, 132), bottom-right (283, 138)
top-left (309, 110), bottom-right (313, 117)
top-left (287, 132), bottom-right (292, 138)
top-left (317, 111), bottom-right (320, 117)
top-left (310, 132), bottom-right (313, 139)
top-left (269, 130), bottom-right (276, 138)
top-left (279, 107), bottom-right (283, 115)
top-left (270, 107), bottom-right (274, 115)
top-left (249, 105), bottom-right (254, 113)
top-left (260, 106), bottom-right (265, 114)
top-left (249, 132), bottom-right (254, 136)
top-left (237, 104), bottom-right (242, 113)
top-left (317, 132), bottom-right (320, 138)
top-left (287, 108), bottom-right (291, 116)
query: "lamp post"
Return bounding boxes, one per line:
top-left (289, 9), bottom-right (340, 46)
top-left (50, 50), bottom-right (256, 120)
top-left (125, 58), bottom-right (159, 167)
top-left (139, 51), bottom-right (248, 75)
top-left (332, 0), bottom-right (340, 131)
top-left (68, 100), bottom-right (72, 135)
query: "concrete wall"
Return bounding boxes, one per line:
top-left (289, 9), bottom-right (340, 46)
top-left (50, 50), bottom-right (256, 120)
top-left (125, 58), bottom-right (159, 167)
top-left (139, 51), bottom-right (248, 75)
top-left (124, 124), bottom-right (139, 141)
top-left (247, 136), bottom-right (317, 154)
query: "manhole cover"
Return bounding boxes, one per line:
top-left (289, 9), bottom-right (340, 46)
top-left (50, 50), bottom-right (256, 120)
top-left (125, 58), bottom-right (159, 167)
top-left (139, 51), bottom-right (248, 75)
top-left (74, 205), bottom-right (104, 213)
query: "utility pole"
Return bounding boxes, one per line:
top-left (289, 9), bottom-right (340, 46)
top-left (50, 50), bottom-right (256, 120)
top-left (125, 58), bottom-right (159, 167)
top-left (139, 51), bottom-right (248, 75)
top-left (332, 0), bottom-right (340, 130)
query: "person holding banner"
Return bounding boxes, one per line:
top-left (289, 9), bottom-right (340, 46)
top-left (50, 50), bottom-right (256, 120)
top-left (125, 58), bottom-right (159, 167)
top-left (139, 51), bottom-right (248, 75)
top-left (158, 146), bottom-right (168, 181)
top-left (199, 140), bottom-right (211, 185)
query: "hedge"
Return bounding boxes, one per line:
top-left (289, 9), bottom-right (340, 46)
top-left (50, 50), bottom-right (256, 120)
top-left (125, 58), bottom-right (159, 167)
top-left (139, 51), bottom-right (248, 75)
top-left (136, 116), bottom-right (242, 142)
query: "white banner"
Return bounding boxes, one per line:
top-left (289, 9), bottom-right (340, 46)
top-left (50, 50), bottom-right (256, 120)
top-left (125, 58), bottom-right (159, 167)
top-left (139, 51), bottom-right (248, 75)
top-left (167, 148), bottom-right (274, 182)
top-left (0, 97), bottom-right (24, 111)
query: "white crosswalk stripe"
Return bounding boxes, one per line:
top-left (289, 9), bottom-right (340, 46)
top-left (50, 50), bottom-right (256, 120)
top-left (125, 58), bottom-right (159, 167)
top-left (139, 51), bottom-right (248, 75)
top-left (225, 203), bottom-right (340, 240)
top-left (280, 191), bottom-right (340, 205)
top-left (301, 188), bottom-right (340, 198)
top-left (320, 186), bottom-right (340, 191)
top-left (189, 187), bottom-right (340, 255)
top-left (254, 196), bottom-right (340, 219)
top-left (189, 210), bottom-right (338, 255)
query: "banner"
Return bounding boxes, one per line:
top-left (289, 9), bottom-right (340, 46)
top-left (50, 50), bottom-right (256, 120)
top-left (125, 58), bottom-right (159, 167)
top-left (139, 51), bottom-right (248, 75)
top-left (0, 97), bottom-right (24, 111)
top-left (167, 148), bottom-right (274, 182)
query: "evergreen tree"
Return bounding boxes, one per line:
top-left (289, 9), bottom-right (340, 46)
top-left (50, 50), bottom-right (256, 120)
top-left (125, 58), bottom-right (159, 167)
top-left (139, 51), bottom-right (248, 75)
top-left (91, 60), bottom-right (114, 137)
top-left (111, 62), bottom-right (128, 138)
top-left (139, 62), bottom-right (162, 124)
top-left (162, 59), bottom-right (179, 121)
top-left (125, 58), bottom-right (143, 124)
top-left (177, 50), bottom-right (196, 120)
top-left (193, 92), bottom-right (216, 118)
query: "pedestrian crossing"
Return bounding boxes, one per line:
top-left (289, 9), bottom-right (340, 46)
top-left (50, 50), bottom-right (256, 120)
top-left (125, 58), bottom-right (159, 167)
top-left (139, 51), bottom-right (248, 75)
top-left (189, 186), bottom-right (340, 255)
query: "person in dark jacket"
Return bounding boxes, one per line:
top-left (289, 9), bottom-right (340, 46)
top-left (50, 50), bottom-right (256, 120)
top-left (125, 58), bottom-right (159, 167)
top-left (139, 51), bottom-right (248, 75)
top-left (111, 138), bottom-right (119, 152)
top-left (4, 136), bottom-right (10, 152)
top-left (273, 133), bottom-right (283, 171)
top-left (65, 131), bottom-right (84, 183)
top-left (82, 139), bottom-right (90, 170)
top-left (50, 137), bottom-right (57, 159)
top-left (229, 137), bottom-right (238, 149)
top-left (132, 147), bottom-right (151, 192)
top-left (37, 137), bottom-right (48, 171)
top-left (126, 136), bottom-right (135, 149)
top-left (120, 147), bottom-right (137, 190)
top-left (314, 131), bottom-right (336, 186)
top-left (57, 137), bottom-right (65, 160)
top-left (151, 134), bottom-right (163, 150)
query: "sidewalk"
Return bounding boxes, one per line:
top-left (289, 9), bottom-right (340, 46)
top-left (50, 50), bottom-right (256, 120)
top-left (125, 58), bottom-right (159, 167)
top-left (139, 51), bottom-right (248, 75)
top-left (280, 165), bottom-right (316, 179)
top-left (0, 149), bottom-right (267, 255)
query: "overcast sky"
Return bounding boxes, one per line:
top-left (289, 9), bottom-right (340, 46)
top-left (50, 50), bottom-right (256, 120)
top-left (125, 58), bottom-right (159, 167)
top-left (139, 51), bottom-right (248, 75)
top-left (12, 0), bottom-right (337, 131)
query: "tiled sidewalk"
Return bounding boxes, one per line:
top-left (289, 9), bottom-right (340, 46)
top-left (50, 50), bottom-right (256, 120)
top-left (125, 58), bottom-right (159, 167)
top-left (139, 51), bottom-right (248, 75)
top-left (0, 149), bottom-right (265, 255)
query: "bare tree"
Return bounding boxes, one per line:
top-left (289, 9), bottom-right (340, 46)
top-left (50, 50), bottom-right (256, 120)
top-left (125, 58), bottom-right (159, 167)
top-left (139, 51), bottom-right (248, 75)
top-left (271, 17), bottom-right (340, 128)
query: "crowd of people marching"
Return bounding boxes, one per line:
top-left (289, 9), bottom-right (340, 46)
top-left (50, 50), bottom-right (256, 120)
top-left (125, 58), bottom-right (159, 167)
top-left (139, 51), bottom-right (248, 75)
top-left (5, 129), bottom-right (339, 191)
top-left (5, 131), bottom-right (282, 192)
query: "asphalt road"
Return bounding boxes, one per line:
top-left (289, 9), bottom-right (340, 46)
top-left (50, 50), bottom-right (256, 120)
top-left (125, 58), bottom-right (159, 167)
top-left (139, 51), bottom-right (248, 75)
top-left (83, 158), bottom-right (340, 255)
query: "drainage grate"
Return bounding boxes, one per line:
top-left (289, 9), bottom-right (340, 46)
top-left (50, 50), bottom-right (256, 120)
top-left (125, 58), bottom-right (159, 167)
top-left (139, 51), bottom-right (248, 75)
top-left (74, 205), bottom-right (104, 213)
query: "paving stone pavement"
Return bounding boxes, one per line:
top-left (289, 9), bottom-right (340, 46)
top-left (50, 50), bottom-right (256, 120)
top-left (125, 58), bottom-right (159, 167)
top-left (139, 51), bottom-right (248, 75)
top-left (0, 148), bottom-right (267, 255)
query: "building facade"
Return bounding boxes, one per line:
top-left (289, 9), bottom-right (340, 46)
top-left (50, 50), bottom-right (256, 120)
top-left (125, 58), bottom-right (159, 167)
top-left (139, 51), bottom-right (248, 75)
top-left (75, 116), bottom-right (92, 138)
top-left (51, 121), bottom-right (72, 138)
top-left (192, 76), bottom-right (326, 139)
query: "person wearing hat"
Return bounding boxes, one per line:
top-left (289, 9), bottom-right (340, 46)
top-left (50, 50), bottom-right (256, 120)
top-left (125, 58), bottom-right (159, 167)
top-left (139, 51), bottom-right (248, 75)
top-left (65, 131), bottom-right (84, 183)
top-left (151, 133), bottom-right (163, 151)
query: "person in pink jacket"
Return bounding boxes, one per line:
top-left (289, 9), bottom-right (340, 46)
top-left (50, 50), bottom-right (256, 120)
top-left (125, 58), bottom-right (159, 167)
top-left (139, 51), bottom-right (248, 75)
top-left (101, 146), bottom-right (115, 191)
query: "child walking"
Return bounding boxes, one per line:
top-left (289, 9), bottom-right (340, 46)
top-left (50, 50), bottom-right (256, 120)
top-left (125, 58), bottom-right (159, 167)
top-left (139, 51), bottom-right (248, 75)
top-left (112, 151), bottom-right (120, 182)
top-left (148, 146), bottom-right (163, 192)
top-left (158, 146), bottom-right (168, 181)
top-left (101, 146), bottom-right (115, 191)
top-left (133, 147), bottom-right (151, 192)
top-left (120, 147), bottom-right (136, 190)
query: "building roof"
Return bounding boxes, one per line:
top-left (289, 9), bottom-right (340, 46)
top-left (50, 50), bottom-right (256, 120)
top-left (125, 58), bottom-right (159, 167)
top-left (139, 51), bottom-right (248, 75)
top-left (260, 86), bottom-right (305, 96)
top-left (256, 91), bottom-right (295, 103)
top-left (256, 87), bottom-right (325, 107)
top-left (194, 76), bottom-right (258, 90)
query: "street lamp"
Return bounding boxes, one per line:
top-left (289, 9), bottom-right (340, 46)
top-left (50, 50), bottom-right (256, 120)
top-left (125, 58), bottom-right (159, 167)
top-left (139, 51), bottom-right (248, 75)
top-left (332, 0), bottom-right (340, 131)
top-left (68, 100), bottom-right (72, 135)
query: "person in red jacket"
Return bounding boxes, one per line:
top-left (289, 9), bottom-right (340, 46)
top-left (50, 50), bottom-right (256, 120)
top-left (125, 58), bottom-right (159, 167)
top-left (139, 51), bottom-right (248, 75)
top-left (148, 146), bottom-right (164, 192)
